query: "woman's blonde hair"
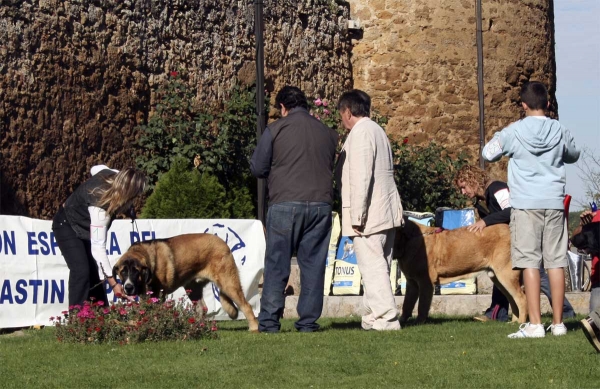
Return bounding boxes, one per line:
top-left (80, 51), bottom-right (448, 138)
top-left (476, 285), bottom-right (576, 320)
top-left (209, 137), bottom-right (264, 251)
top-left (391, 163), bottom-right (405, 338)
top-left (93, 168), bottom-right (147, 215)
top-left (453, 165), bottom-right (489, 194)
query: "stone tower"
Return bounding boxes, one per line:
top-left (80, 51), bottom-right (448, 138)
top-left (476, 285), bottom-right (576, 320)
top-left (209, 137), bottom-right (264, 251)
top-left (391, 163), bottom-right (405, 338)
top-left (346, 0), bottom-right (557, 170)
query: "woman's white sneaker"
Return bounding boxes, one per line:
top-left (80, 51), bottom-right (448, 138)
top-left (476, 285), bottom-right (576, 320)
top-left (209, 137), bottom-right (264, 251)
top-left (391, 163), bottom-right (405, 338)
top-left (547, 323), bottom-right (567, 336)
top-left (508, 323), bottom-right (546, 338)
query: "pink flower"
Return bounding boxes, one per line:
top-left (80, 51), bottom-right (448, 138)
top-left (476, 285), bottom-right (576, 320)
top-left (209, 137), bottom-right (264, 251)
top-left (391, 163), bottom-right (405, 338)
top-left (103, 308), bottom-right (110, 314)
top-left (49, 316), bottom-right (55, 321)
top-left (323, 109), bottom-right (330, 115)
top-left (188, 318), bottom-right (196, 324)
top-left (94, 327), bottom-right (101, 332)
top-left (314, 98), bottom-right (322, 106)
top-left (211, 326), bottom-right (217, 331)
top-left (149, 297), bottom-right (160, 304)
top-left (119, 308), bottom-right (127, 315)
top-left (202, 306), bottom-right (208, 313)
top-left (315, 116), bottom-right (320, 121)
top-left (96, 301), bottom-right (105, 306)
top-left (139, 310), bottom-right (146, 315)
top-left (322, 100), bottom-right (328, 107)
top-left (146, 291), bottom-right (154, 296)
top-left (61, 310), bottom-right (68, 315)
top-left (170, 71), bottom-right (179, 77)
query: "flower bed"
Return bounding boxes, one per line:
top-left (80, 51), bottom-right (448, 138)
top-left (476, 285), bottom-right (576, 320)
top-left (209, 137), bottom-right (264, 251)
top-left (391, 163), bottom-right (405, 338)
top-left (52, 292), bottom-right (218, 344)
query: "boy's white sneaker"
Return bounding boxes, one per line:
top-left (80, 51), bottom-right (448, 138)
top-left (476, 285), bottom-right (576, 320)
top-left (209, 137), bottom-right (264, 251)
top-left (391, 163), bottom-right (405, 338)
top-left (508, 323), bottom-right (545, 338)
top-left (547, 323), bottom-right (567, 336)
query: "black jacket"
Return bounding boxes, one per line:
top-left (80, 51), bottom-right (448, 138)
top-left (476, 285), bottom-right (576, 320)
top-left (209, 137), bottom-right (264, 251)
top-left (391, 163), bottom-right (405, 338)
top-left (474, 181), bottom-right (511, 226)
top-left (63, 169), bottom-right (115, 239)
top-left (250, 107), bottom-right (338, 205)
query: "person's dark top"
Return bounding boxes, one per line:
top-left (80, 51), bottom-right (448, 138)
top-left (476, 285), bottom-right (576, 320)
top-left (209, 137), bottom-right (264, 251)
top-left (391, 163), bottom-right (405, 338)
top-left (250, 107), bottom-right (338, 206)
top-left (63, 169), bottom-right (116, 240)
top-left (473, 181), bottom-right (511, 226)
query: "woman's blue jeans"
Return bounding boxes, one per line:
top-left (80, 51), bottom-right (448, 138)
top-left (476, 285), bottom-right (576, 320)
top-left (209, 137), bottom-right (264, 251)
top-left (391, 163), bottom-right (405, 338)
top-left (258, 202), bottom-right (332, 332)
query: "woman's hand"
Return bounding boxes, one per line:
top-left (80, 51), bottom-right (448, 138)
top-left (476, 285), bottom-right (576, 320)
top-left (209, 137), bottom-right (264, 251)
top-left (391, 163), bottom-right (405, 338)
top-left (107, 278), bottom-right (135, 302)
top-left (467, 219), bottom-right (487, 233)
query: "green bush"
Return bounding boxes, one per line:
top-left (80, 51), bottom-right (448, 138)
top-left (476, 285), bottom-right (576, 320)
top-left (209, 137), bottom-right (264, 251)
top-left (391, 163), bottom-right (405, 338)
top-left (141, 158), bottom-right (231, 219)
top-left (227, 186), bottom-right (255, 219)
top-left (392, 141), bottom-right (469, 212)
top-left (135, 75), bottom-right (260, 189)
top-left (135, 72), bottom-right (265, 217)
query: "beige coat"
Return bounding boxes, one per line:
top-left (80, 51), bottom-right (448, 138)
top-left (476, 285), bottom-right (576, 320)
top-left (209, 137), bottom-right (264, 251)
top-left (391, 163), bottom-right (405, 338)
top-left (336, 117), bottom-right (404, 236)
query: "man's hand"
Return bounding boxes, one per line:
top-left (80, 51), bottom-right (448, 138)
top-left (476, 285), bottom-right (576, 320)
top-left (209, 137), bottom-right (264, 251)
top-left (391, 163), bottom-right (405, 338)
top-left (467, 219), bottom-right (487, 233)
top-left (352, 225), bottom-right (364, 235)
top-left (580, 210), bottom-right (595, 226)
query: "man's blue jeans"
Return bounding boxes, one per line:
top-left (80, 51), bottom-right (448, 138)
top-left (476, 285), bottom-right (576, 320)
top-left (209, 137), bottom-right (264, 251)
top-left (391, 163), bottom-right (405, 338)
top-left (258, 202), bottom-right (332, 332)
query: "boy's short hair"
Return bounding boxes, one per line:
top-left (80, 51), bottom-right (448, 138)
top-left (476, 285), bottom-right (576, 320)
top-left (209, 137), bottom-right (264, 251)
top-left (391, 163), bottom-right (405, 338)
top-left (520, 81), bottom-right (548, 110)
top-left (275, 86), bottom-right (308, 111)
top-left (337, 89), bottom-right (371, 117)
top-left (453, 165), bottom-right (489, 193)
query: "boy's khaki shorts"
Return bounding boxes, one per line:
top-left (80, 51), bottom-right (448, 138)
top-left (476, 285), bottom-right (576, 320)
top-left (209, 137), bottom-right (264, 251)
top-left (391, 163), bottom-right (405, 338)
top-left (510, 208), bottom-right (568, 269)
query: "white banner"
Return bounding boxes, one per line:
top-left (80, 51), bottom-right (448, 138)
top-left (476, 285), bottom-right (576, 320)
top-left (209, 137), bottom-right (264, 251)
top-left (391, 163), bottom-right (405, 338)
top-left (0, 216), bottom-right (265, 329)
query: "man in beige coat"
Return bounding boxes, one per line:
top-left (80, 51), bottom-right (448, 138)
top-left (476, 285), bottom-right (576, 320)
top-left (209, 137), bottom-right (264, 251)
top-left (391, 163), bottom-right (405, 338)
top-left (336, 90), bottom-right (404, 330)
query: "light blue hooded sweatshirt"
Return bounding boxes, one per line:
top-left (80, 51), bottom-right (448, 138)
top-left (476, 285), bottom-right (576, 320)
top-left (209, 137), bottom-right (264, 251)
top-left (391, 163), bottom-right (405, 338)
top-left (482, 116), bottom-right (580, 210)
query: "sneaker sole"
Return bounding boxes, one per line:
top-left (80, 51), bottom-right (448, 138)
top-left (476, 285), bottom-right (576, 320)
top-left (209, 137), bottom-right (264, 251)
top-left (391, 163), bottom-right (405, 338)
top-left (581, 318), bottom-right (600, 353)
top-left (508, 332), bottom-right (545, 339)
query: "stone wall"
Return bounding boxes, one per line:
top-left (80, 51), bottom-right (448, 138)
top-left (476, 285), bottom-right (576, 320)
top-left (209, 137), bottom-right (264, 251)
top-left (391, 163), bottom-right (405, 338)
top-left (346, 0), bottom-right (557, 178)
top-left (0, 0), bottom-right (558, 218)
top-left (0, 0), bottom-right (352, 218)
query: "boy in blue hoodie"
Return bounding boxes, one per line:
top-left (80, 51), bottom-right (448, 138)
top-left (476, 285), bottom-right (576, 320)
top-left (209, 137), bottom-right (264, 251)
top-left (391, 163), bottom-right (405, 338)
top-left (482, 81), bottom-right (580, 338)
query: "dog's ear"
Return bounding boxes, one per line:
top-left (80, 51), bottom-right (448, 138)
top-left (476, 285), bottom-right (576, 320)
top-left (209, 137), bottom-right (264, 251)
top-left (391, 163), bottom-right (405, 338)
top-left (141, 267), bottom-right (152, 285)
top-left (112, 265), bottom-right (119, 279)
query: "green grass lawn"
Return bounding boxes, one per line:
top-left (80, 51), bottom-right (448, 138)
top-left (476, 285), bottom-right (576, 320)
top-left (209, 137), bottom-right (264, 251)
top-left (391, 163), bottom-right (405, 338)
top-left (1, 316), bottom-right (598, 388)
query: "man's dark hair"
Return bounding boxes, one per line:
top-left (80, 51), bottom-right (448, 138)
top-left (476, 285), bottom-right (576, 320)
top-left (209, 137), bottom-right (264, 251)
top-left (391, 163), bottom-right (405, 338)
top-left (275, 86), bottom-right (308, 111)
top-left (337, 89), bottom-right (371, 117)
top-left (520, 81), bottom-right (548, 110)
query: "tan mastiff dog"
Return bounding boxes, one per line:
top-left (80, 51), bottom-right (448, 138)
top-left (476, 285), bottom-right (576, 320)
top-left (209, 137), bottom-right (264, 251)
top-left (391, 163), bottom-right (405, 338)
top-left (395, 218), bottom-right (527, 324)
top-left (113, 233), bottom-right (259, 332)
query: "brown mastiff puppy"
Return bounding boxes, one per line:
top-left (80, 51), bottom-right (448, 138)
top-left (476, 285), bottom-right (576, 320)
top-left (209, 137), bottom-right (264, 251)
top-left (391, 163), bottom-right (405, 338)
top-left (113, 233), bottom-right (259, 332)
top-left (394, 218), bottom-right (527, 324)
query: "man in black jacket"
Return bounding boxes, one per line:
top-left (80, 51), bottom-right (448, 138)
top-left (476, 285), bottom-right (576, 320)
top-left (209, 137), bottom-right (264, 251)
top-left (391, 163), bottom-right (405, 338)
top-left (250, 86), bottom-right (338, 333)
top-left (455, 165), bottom-right (575, 322)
